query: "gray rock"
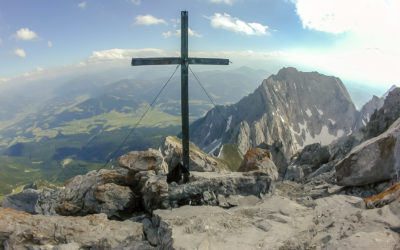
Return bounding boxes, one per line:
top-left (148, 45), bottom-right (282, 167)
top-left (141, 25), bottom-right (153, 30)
top-left (137, 171), bottom-right (275, 213)
top-left (284, 164), bottom-right (304, 182)
top-left (238, 148), bottom-right (278, 180)
top-left (118, 148), bottom-right (168, 175)
top-left (0, 207), bottom-right (146, 249)
top-left (364, 87), bottom-right (400, 139)
top-left (335, 118), bottom-right (400, 186)
top-left (160, 136), bottom-right (228, 172)
top-left (1, 188), bottom-right (40, 214)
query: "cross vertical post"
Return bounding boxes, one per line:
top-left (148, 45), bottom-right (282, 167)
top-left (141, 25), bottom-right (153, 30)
top-left (131, 11), bottom-right (229, 181)
top-left (181, 11), bottom-right (190, 174)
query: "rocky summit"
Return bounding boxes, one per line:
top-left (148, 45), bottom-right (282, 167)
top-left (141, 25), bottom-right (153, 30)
top-left (1, 70), bottom-right (400, 249)
top-left (190, 67), bottom-right (358, 171)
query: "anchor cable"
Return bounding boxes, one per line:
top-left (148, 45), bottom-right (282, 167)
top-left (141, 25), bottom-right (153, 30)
top-left (189, 66), bottom-right (229, 125)
top-left (101, 64), bottom-right (180, 169)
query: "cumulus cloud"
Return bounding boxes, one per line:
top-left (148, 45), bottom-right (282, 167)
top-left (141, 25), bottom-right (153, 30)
top-left (294, 0), bottom-right (400, 35)
top-left (15, 28), bottom-right (38, 40)
top-left (162, 28), bottom-right (202, 38)
top-left (88, 48), bottom-right (168, 62)
top-left (14, 49), bottom-right (26, 58)
top-left (36, 66), bottom-right (44, 72)
top-left (209, 0), bottom-right (233, 5)
top-left (78, 1), bottom-right (86, 9)
top-left (134, 15), bottom-right (167, 25)
top-left (48, 41), bottom-right (53, 47)
top-left (208, 13), bottom-right (269, 35)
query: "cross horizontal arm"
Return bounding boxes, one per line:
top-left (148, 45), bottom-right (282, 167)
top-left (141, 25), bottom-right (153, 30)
top-left (131, 57), bottom-right (181, 66)
top-left (188, 58), bottom-right (229, 65)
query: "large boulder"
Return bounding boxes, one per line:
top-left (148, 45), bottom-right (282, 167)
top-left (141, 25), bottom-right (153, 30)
top-left (118, 148), bottom-right (168, 174)
top-left (0, 208), bottom-right (149, 249)
top-left (335, 118), bottom-right (400, 186)
top-left (3, 169), bottom-right (138, 219)
top-left (160, 136), bottom-right (228, 172)
top-left (238, 148), bottom-right (278, 180)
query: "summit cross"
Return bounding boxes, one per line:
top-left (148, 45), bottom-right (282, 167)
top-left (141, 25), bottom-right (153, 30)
top-left (131, 11), bottom-right (230, 177)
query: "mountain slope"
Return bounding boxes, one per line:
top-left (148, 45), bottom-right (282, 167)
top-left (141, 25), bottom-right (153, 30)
top-left (190, 67), bottom-right (358, 164)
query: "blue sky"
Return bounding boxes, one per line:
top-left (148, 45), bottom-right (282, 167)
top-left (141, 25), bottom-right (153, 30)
top-left (0, 0), bottom-right (399, 88)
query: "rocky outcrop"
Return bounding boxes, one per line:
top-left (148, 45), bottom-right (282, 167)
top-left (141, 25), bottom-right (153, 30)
top-left (0, 188), bottom-right (40, 215)
top-left (284, 143), bottom-right (330, 182)
top-left (238, 148), bottom-right (278, 180)
top-left (0, 208), bottom-right (149, 249)
top-left (363, 87), bottom-right (400, 139)
top-left (355, 95), bottom-right (384, 128)
top-left (335, 118), bottom-right (400, 186)
top-left (3, 168), bottom-right (137, 219)
top-left (190, 67), bottom-right (357, 169)
top-left (134, 171), bottom-right (275, 213)
top-left (118, 148), bottom-right (168, 174)
top-left (160, 136), bottom-right (228, 172)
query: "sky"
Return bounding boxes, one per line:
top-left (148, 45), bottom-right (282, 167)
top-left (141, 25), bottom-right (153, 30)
top-left (0, 0), bottom-right (399, 88)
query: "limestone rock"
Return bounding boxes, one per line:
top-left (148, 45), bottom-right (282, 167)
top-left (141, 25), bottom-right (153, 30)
top-left (364, 182), bottom-right (400, 209)
top-left (138, 171), bottom-right (275, 212)
top-left (160, 136), bottom-right (228, 172)
top-left (118, 148), bottom-right (168, 174)
top-left (1, 188), bottom-right (40, 214)
top-left (238, 148), bottom-right (278, 180)
top-left (335, 118), bottom-right (400, 186)
top-left (55, 168), bottom-right (136, 218)
top-left (0, 208), bottom-right (148, 249)
top-left (364, 87), bottom-right (400, 139)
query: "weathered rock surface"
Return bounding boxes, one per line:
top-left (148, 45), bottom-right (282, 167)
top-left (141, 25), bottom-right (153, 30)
top-left (238, 148), bottom-right (278, 180)
top-left (118, 148), bottom-right (168, 174)
top-left (136, 171), bottom-right (275, 212)
top-left (3, 168), bottom-right (137, 219)
top-left (284, 143), bottom-right (330, 182)
top-left (0, 188), bottom-right (40, 214)
top-left (150, 187), bottom-right (400, 250)
top-left (160, 136), bottom-right (228, 172)
top-left (335, 118), bottom-right (400, 186)
top-left (364, 87), bottom-right (400, 139)
top-left (0, 208), bottom-right (150, 249)
top-left (364, 181), bottom-right (400, 209)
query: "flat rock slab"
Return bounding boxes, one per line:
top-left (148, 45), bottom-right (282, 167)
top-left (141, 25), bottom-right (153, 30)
top-left (0, 208), bottom-right (149, 249)
top-left (140, 171), bottom-right (275, 212)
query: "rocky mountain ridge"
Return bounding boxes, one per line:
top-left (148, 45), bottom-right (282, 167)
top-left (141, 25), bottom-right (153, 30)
top-left (190, 67), bottom-right (358, 172)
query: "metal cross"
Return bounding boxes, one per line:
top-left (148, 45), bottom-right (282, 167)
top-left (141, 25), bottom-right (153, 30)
top-left (131, 11), bottom-right (229, 177)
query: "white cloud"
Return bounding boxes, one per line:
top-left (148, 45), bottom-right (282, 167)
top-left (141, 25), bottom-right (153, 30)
top-left (15, 28), bottom-right (38, 40)
top-left (78, 1), bottom-right (86, 9)
top-left (163, 28), bottom-right (202, 38)
top-left (48, 41), bottom-right (53, 47)
top-left (88, 48), bottom-right (168, 62)
top-left (36, 66), bottom-right (44, 72)
top-left (134, 15), bottom-right (167, 25)
top-left (209, 0), bottom-right (233, 5)
top-left (208, 13), bottom-right (269, 35)
top-left (14, 49), bottom-right (26, 58)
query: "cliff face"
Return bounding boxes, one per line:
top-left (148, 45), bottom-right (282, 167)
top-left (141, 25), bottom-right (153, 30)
top-left (190, 67), bottom-right (358, 162)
